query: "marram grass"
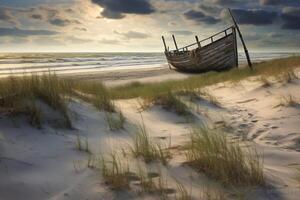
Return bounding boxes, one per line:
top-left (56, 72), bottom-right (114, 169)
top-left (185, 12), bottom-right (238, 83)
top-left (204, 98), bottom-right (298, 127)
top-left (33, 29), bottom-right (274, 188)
top-left (186, 127), bottom-right (264, 186)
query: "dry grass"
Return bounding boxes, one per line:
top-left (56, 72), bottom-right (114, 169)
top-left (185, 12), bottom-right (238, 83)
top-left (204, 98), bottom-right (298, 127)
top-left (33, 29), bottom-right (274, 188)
top-left (198, 89), bottom-right (221, 107)
top-left (105, 111), bottom-right (126, 131)
top-left (277, 71), bottom-right (299, 84)
top-left (175, 180), bottom-right (191, 200)
top-left (73, 81), bottom-right (115, 112)
top-left (147, 91), bottom-right (190, 116)
top-left (0, 73), bottom-right (72, 128)
top-left (76, 135), bottom-right (92, 154)
top-left (259, 76), bottom-right (272, 88)
top-left (201, 186), bottom-right (226, 200)
top-left (100, 153), bottom-right (131, 190)
top-left (108, 56), bottom-right (300, 100)
top-left (131, 122), bottom-right (171, 165)
top-left (186, 127), bottom-right (264, 186)
top-left (276, 94), bottom-right (300, 107)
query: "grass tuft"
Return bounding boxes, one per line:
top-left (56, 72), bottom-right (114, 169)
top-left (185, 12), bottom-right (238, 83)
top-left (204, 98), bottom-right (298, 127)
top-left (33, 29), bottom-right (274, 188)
top-left (109, 56), bottom-right (300, 100)
top-left (100, 153), bottom-right (130, 190)
top-left (201, 186), bottom-right (226, 200)
top-left (150, 91), bottom-right (190, 115)
top-left (131, 122), bottom-right (171, 165)
top-left (73, 81), bottom-right (115, 112)
top-left (259, 76), bottom-right (272, 88)
top-left (175, 180), bottom-right (191, 200)
top-left (186, 127), bottom-right (264, 186)
top-left (277, 71), bottom-right (299, 83)
top-left (275, 94), bottom-right (300, 107)
top-left (105, 111), bottom-right (126, 131)
top-left (0, 73), bottom-right (72, 128)
top-left (76, 135), bottom-right (92, 154)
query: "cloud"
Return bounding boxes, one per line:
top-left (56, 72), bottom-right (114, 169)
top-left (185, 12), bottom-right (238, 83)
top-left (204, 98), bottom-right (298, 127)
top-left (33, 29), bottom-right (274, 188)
top-left (281, 7), bottom-right (300, 30)
top-left (91, 0), bottom-right (155, 19)
top-left (260, 0), bottom-right (300, 6)
top-left (211, 0), bottom-right (241, 5)
top-left (74, 27), bottom-right (87, 31)
top-left (31, 14), bottom-right (43, 20)
top-left (33, 37), bottom-right (65, 46)
top-left (0, 7), bottom-right (17, 24)
top-left (49, 18), bottom-right (71, 26)
top-left (114, 30), bottom-right (150, 39)
top-left (98, 38), bottom-right (120, 45)
top-left (183, 10), bottom-right (220, 25)
top-left (0, 27), bottom-right (59, 37)
top-left (169, 30), bottom-right (194, 36)
top-left (231, 9), bottom-right (278, 25)
top-left (199, 4), bottom-right (222, 15)
top-left (65, 36), bottom-right (93, 44)
top-left (49, 18), bottom-right (81, 27)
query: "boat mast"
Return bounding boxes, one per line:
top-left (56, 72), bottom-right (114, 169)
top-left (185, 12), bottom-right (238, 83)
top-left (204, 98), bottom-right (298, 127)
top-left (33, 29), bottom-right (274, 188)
top-left (172, 35), bottom-right (179, 52)
top-left (228, 8), bottom-right (253, 69)
top-left (162, 36), bottom-right (167, 52)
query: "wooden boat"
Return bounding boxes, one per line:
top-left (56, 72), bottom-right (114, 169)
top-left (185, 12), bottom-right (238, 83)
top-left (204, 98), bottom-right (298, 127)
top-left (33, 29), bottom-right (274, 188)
top-left (162, 9), bottom-right (252, 73)
top-left (162, 27), bottom-right (238, 72)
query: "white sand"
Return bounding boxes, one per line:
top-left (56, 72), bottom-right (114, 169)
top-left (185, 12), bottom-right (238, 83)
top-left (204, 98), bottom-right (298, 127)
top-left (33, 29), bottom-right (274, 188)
top-left (1, 67), bottom-right (300, 199)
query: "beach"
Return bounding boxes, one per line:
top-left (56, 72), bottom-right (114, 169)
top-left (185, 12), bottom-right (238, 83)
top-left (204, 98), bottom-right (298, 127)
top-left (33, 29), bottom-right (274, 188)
top-left (0, 56), bottom-right (300, 200)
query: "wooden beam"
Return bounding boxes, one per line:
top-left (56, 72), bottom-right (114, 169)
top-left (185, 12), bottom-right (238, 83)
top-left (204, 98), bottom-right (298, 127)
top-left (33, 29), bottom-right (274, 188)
top-left (195, 36), bottom-right (201, 48)
top-left (228, 8), bottom-right (252, 69)
top-left (162, 36), bottom-right (167, 52)
top-left (232, 26), bottom-right (238, 68)
top-left (172, 35), bottom-right (179, 51)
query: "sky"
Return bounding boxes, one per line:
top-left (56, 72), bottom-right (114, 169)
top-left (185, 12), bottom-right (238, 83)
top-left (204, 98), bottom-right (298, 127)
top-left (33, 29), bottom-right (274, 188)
top-left (0, 0), bottom-right (299, 52)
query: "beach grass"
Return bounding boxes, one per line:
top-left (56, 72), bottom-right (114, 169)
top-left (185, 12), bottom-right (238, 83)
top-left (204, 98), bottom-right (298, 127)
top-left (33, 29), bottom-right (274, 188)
top-left (277, 71), bottom-right (299, 83)
top-left (201, 185), bottom-right (226, 200)
top-left (259, 76), bottom-right (272, 88)
top-left (131, 122), bottom-right (171, 165)
top-left (186, 127), bottom-right (264, 186)
top-left (144, 91), bottom-right (190, 115)
top-left (279, 95), bottom-right (299, 107)
top-left (100, 153), bottom-right (131, 190)
top-left (76, 135), bottom-right (92, 154)
top-left (73, 81), bottom-right (115, 112)
top-left (175, 180), bottom-right (191, 200)
top-left (0, 73), bottom-right (73, 128)
top-left (107, 56), bottom-right (300, 100)
top-left (105, 111), bottom-right (126, 131)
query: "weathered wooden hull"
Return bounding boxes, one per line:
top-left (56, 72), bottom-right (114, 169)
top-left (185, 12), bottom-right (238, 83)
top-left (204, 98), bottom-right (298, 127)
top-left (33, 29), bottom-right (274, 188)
top-left (165, 28), bottom-right (238, 73)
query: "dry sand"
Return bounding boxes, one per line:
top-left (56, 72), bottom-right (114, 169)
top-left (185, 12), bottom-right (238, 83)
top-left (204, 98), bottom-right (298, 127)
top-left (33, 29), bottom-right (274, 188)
top-left (69, 64), bottom-right (194, 86)
top-left (1, 66), bottom-right (300, 200)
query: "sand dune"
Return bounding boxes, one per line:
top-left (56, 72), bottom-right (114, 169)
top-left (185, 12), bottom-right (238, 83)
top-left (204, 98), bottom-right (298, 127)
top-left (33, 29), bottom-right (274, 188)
top-left (1, 63), bottom-right (300, 200)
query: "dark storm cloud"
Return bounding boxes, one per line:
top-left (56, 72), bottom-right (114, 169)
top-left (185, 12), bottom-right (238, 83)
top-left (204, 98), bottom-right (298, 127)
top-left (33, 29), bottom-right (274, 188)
top-left (0, 27), bottom-right (58, 37)
top-left (281, 7), bottom-right (300, 30)
top-left (212, 0), bottom-right (240, 5)
top-left (169, 30), bottom-right (193, 36)
top-left (183, 10), bottom-right (220, 25)
top-left (49, 18), bottom-right (81, 27)
top-left (114, 30), bottom-right (150, 39)
top-left (260, 0), bottom-right (300, 6)
top-left (49, 18), bottom-right (71, 26)
top-left (231, 9), bottom-right (278, 25)
top-left (31, 14), bottom-right (43, 20)
top-left (91, 0), bottom-right (155, 19)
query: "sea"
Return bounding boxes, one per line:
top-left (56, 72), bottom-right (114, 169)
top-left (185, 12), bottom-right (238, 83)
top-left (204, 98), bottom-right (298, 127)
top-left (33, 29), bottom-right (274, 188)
top-left (0, 52), bottom-right (298, 78)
